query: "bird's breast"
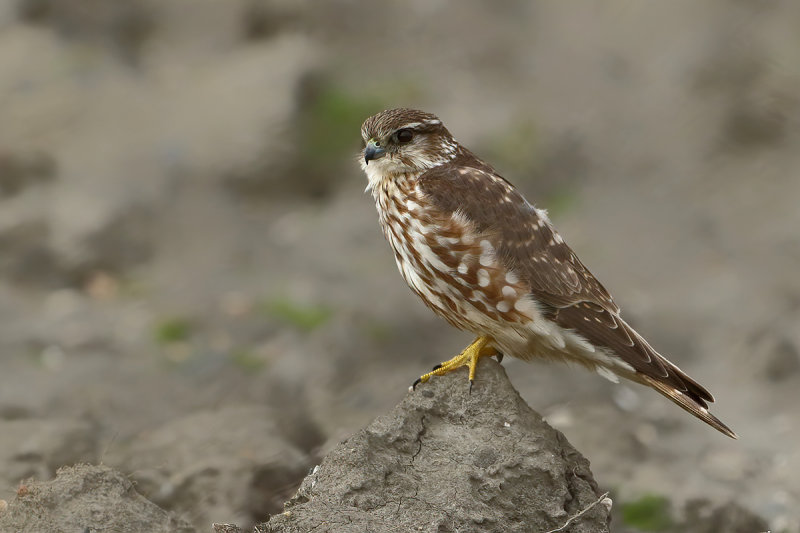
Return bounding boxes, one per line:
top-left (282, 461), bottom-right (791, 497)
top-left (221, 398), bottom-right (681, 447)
top-left (372, 178), bottom-right (539, 335)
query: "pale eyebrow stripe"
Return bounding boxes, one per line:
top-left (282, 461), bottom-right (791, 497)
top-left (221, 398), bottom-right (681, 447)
top-left (398, 119), bottom-right (441, 130)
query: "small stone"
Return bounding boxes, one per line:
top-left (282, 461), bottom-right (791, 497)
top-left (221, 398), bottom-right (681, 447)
top-left (212, 524), bottom-right (242, 533)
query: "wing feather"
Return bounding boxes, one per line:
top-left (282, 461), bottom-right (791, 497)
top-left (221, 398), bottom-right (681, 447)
top-left (417, 158), bottom-right (715, 406)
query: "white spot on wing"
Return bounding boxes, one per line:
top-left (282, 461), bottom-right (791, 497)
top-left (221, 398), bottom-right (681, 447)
top-left (479, 239), bottom-right (495, 267)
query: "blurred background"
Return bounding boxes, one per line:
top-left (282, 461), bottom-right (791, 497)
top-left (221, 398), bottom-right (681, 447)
top-left (1, 0), bottom-right (798, 530)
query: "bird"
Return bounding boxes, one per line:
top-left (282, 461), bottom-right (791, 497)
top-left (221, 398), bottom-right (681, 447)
top-left (359, 107), bottom-right (736, 439)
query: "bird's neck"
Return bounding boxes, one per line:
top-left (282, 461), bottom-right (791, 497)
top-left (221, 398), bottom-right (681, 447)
top-left (365, 167), bottom-right (421, 198)
top-left (369, 172), bottom-right (420, 231)
top-left (371, 170), bottom-right (418, 199)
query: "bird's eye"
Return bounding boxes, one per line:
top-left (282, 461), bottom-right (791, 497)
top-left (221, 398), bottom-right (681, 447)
top-left (396, 129), bottom-right (413, 143)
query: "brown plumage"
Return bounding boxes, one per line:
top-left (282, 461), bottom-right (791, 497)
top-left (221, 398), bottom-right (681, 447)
top-left (360, 108), bottom-right (736, 439)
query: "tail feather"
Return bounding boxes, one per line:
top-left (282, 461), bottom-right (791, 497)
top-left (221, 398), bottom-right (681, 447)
top-left (639, 374), bottom-right (737, 439)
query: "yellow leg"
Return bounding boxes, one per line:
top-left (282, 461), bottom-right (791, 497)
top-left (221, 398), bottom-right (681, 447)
top-left (413, 336), bottom-right (498, 389)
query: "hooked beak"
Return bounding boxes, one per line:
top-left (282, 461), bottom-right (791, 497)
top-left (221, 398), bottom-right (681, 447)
top-left (364, 139), bottom-right (386, 165)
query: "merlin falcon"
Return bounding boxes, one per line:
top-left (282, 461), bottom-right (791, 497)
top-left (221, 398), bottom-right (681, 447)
top-left (360, 108), bottom-right (736, 439)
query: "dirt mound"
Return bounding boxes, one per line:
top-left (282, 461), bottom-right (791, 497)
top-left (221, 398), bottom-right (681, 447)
top-left (263, 358), bottom-right (611, 533)
top-left (0, 463), bottom-right (195, 533)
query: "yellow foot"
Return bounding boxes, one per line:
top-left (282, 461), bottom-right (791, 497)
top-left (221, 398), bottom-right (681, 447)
top-left (412, 336), bottom-right (499, 391)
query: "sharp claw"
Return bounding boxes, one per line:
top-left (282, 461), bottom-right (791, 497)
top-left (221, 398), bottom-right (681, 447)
top-left (496, 352), bottom-right (504, 363)
top-left (412, 378), bottom-right (422, 390)
top-left (469, 380), bottom-right (474, 395)
top-left (432, 364), bottom-right (442, 371)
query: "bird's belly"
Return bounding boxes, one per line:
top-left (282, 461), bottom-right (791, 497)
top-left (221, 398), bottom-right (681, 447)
top-left (389, 229), bottom-right (526, 335)
top-left (390, 235), bottom-right (471, 329)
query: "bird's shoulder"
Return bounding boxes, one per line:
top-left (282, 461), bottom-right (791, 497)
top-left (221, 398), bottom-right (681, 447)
top-left (416, 156), bottom-right (618, 312)
top-left (415, 152), bottom-right (505, 217)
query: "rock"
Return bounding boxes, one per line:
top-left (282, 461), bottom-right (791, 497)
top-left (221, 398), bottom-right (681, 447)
top-left (113, 405), bottom-right (313, 530)
top-left (16, 0), bottom-right (155, 65)
top-left (71, 203), bottom-right (155, 284)
top-left (261, 358), bottom-right (610, 533)
top-left (0, 417), bottom-right (98, 490)
top-left (680, 499), bottom-right (770, 533)
top-left (0, 219), bottom-right (61, 286)
top-left (0, 464), bottom-right (195, 533)
top-left (0, 150), bottom-right (56, 198)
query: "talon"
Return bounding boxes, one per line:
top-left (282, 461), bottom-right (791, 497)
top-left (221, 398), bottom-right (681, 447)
top-left (413, 336), bottom-right (494, 388)
top-left (469, 380), bottom-right (474, 394)
top-left (496, 352), bottom-right (504, 363)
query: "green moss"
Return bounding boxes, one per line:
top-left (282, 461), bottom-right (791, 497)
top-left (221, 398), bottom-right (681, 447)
top-left (230, 348), bottom-right (266, 372)
top-left (264, 298), bottom-right (332, 332)
top-left (153, 317), bottom-right (191, 344)
top-left (621, 494), bottom-right (674, 532)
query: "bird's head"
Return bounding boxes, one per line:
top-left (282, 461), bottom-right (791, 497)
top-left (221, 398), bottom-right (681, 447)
top-left (360, 108), bottom-right (459, 184)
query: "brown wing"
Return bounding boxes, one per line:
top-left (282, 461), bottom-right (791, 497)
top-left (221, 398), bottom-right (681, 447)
top-left (417, 158), bottom-right (715, 406)
top-left (418, 157), bottom-right (617, 312)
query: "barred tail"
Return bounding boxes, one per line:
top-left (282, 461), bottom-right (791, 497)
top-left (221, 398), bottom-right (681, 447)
top-left (639, 374), bottom-right (737, 439)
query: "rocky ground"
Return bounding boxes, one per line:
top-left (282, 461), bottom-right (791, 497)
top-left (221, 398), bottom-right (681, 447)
top-left (263, 359), bottom-right (612, 533)
top-left (0, 1), bottom-right (798, 531)
top-left (0, 362), bottom-right (770, 533)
